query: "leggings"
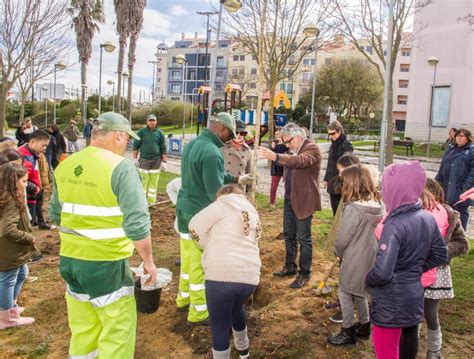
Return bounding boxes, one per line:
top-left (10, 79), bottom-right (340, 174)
top-left (372, 324), bottom-right (418, 359)
top-left (269, 175), bottom-right (282, 205)
top-left (424, 298), bottom-right (440, 330)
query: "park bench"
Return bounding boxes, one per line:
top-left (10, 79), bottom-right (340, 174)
top-left (373, 138), bottom-right (414, 156)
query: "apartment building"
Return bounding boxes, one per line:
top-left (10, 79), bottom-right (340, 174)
top-left (153, 43), bottom-right (168, 101)
top-left (164, 33), bottom-right (230, 101)
top-left (405, 0), bottom-right (474, 142)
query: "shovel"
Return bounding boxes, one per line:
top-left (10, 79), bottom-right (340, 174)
top-left (313, 259), bottom-right (339, 296)
top-left (148, 199), bottom-right (172, 208)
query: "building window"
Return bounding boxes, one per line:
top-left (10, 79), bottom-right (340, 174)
top-left (239, 68), bottom-right (245, 75)
top-left (189, 70), bottom-right (196, 80)
top-left (301, 72), bottom-right (311, 84)
top-left (217, 56), bottom-right (225, 66)
top-left (171, 70), bottom-right (181, 81)
top-left (171, 84), bottom-right (181, 93)
top-left (288, 55), bottom-right (295, 65)
top-left (303, 58), bottom-right (315, 66)
top-left (397, 95), bottom-right (407, 105)
top-left (399, 80), bottom-right (409, 88)
top-left (232, 69), bottom-right (238, 76)
top-left (239, 55), bottom-right (245, 61)
top-left (251, 68), bottom-right (257, 75)
top-left (400, 64), bottom-right (410, 72)
top-left (401, 49), bottom-right (411, 56)
top-left (366, 46), bottom-right (373, 55)
top-left (252, 55), bottom-right (257, 61)
top-left (157, 68), bottom-right (162, 73)
top-left (233, 55), bottom-right (239, 61)
top-left (249, 82), bottom-right (257, 89)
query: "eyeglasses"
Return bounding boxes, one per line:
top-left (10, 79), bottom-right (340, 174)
top-left (282, 137), bottom-right (294, 145)
top-left (328, 131), bottom-right (337, 136)
top-left (237, 131), bottom-right (247, 136)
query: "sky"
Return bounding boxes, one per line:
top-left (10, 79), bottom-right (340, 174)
top-left (46, 0), bottom-right (218, 102)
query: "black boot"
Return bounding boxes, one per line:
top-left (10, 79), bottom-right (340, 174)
top-left (327, 326), bottom-right (357, 346)
top-left (355, 322), bottom-right (371, 338)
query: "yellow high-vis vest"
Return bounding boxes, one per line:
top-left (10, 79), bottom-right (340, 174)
top-left (55, 147), bottom-right (134, 261)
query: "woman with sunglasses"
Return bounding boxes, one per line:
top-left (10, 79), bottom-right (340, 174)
top-left (323, 120), bottom-right (353, 215)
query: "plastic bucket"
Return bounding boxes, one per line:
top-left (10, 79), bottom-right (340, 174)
top-left (134, 279), bottom-right (161, 314)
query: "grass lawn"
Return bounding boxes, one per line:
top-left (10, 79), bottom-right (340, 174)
top-left (354, 140), bottom-right (445, 158)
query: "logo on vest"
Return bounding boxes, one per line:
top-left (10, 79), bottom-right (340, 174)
top-left (74, 165), bottom-right (83, 177)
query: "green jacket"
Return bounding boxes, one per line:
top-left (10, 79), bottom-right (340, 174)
top-left (133, 126), bottom-right (166, 160)
top-left (0, 201), bottom-right (40, 271)
top-left (176, 128), bottom-right (235, 222)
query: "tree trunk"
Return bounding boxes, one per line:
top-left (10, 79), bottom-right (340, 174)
top-left (19, 91), bottom-right (28, 125)
top-left (117, 34), bottom-right (127, 113)
top-left (127, 34), bottom-right (138, 122)
top-left (81, 62), bottom-right (87, 125)
top-left (0, 88), bottom-right (6, 137)
top-left (267, 80), bottom-right (277, 141)
top-left (384, 80), bottom-right (394, 165)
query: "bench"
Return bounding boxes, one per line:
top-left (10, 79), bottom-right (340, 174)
top-left (373, 139), bottom-right (414, 156)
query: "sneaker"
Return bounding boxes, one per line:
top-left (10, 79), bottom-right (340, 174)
top-left (29, 254), bottom-right (44, 263)
top-left (289, 275), bottom-right (310, 289)
top-left (355, 322), bottom-right (371, 338)
top-left (26, 276), bottom-right (38, 283)
top-left (323, 302), bottom-right (341, 310)
top-left (273, 266), bottom-right (297, 277)
top-left (38, 222), bottom-right (52, 230)
top-left (269, 204), bottom-right (276, 209)
top-left (329, 311), bottom-right (343, 323)
top-left (186, 318), bottom-right (210, 327)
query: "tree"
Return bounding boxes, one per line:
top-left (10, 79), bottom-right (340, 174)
top-left (68, 0), bottom-right (105, 124)
top-left (0, 0), bottom-right (70, 136)
top-left (126, 0), bottom-right (147, 121)
top-left (223, 0), bottom-right (332, 139)
top-left (331, 0), bottom-right (432, 165)
top-left (228, 71), bottom-right (256, 99)
top-left (114, 0), bottom-right (131, 113)
top-left (299, 59), bottom-right (383, 121)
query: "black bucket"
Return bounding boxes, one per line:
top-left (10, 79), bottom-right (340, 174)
top-left (134, 279), bottom-right (161, 314)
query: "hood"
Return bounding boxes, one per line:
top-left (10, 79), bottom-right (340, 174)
top-left (351, 201), bottom-right (384, 226)
top-left (217, 193), bottom-right (259, 228)
top-left (381, 161), bottom-right (426, 214)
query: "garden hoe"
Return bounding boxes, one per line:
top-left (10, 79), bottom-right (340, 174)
top-left (313, 259), bottom-right (338, 296)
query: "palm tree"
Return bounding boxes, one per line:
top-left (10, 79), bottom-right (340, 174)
top-left (113, 0), bottom-right (131, 113)
top-left (126, 0), bottom-right (147, 121)
top-left (69, 0), bottom-right (105, 124)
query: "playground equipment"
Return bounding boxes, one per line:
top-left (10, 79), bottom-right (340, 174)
top-left (224, 83), bottom-right (242, 112)
top-left (196, 86), bottom-right (212, 135)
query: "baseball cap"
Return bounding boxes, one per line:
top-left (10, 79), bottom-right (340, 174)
top-left (96, 112), bottom-right (139, 140)
top-left (212, 112), bottom-right (237, 139)
top-left (146, 114), bottom-right (157, 121)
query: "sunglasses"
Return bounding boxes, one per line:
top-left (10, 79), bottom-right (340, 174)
top-left (282, 137), bottom-right (294, 145)
top-left (237, 131), bottom-right (248, 136)
top-left (328, 131), bottom-right (337, 136)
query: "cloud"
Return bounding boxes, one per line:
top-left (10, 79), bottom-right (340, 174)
top-left (169, 5), bottom-right (189, 17)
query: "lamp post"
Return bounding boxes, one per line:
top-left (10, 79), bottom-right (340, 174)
top-left (197, 11), bottom-right (219, 86)
top-left (176, 54), bottom-right (188, 140)
top-left (107, 80), bottom-right (115, 111)
top-left (98, 41), bottom-right (116, 114)
top-left (148, 60), bottom-right (160, 102)
top-left (303, 23), bottom-right (319, 139)
top-left (426, 56), bottom-right (439, 158)
top-left (53, 62), bottom-right (66, 124)
top-left (207, 0), bottom-right (242, 126)
top-left (122, 72), bottom-right (129, 113)
top-left (81, 84), bottom-right (88, 124)
top-left (41, 86), bottom-right (48, 128)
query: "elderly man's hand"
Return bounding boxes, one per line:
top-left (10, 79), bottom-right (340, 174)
top-left (258, 147), bottom-right (277, 161)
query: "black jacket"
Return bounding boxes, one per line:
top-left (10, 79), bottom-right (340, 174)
top-left (366, 203), bottom-right (448, 328)
top-left (270, 143), bottom-right (288, 176)
top-left (323, 134), bottom-right (353, 194)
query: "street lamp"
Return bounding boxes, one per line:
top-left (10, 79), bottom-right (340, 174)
top-left (41, 86), bottom-right (48, 128)
top-left (207, 0), bottom-right (242, 126)
top-left (81, 83), bottom-right (88, 124)
top-left (107, 80), bottom-right (115, 111)
top-left (176, 54), bottom-right (189, 140)
top-left (426, 56), bottom-right (439, 158)
top-left (98, 41), bottom-right (116, 114)
top-left (53, 62), bottom-right (66, 124)
top-left (303, 23), bottom-right (319, 139)
top-left (122, 72), bottom-right (129, 113)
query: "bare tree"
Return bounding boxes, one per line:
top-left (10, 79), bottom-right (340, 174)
top-left (223, 0), bottom-right (332, 139)
top-left (331, 0), bottom-right (432, 165)
top-left (0, 0), bottom-right (70, 136)
top-left (228, 71), bottom-right (256, 99)
top-left (69, 0), bottom-right (105, 124)
top-left (126, 0), bottom-right (147, 122)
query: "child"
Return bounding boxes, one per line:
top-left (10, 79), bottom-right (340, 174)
top-left (327, 164), bottom-right (383, 346)
top-left (2, 149), bottom-right (23, 164)
top-left (189, 184), bottom-right (261, 359)
top-left (419, 179), bottom-right (469, 359)
top-left (366, 161), bottom-right (448, 359)
top-left (0, 163), bottom-right (41, 329)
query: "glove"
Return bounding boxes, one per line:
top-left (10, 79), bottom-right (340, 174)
top-left (238, 174), bottom-right (254, 186)
top-left (160, 161), bottom-right (168, 171)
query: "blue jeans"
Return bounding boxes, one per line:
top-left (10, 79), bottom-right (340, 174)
top-left (0, 264), bottom-right (29, 310)
top-left (283, 199), bottom-right (313, 277)
top-left (205, 280), bottom-right (257, 351)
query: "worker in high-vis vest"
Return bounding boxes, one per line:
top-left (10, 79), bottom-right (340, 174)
top-left (133, 113), bottom-right (167, 205)
top-left (49, 112), bottom-right (158, 358)
top-left (176, 113), bottom-right (253, 326)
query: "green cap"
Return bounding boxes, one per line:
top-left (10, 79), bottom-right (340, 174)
top-left (96, 112), bottom-right (139, 140)
top-left (211, 112), bottom-right (237, 139)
